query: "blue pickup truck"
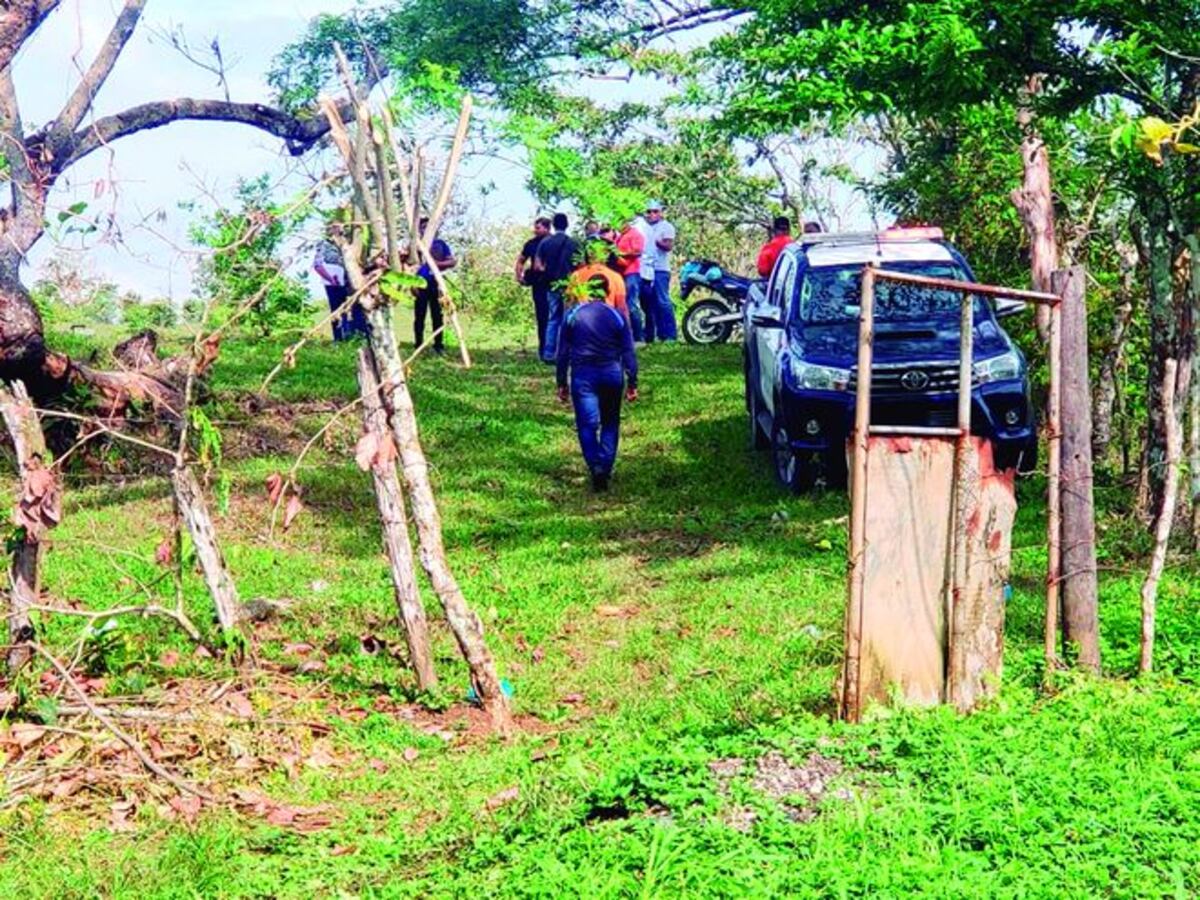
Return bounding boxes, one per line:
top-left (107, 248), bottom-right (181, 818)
top-left (743, 229), bottom-right (1038, 492)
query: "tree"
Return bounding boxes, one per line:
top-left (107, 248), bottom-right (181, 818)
top-left (189, 176), bottom-right (311, 337)
top-left (0, 1), bottom-right (362, 395)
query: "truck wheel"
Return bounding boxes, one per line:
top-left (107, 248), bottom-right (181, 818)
top-left (772, 420), bottom-right (813, 493)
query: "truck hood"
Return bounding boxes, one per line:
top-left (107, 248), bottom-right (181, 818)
top-left (793, 318), bottom-right (1011, 368)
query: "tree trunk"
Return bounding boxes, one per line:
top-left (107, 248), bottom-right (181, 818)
top-left (0, 380), bottom-right (57, 673)
top-left (356, 348), bottom-right (437, 692)
top-left (1054, 267), bottom-right (1100, 672)
top-left (1138, 196), bottom-right (1190, 521)
top-left (1011, 78), bottom-right (1058, 340)
top-left (364, 303), bottom-right (511, 731)
top-left (1141, 360), bottom-right (1181, 674)
top-left (1092, 242), bottom-right (1138, 462)
top-left (0, 260), bottom-right (48, 388)
top-left (171, 466), bottom-right (240, 635)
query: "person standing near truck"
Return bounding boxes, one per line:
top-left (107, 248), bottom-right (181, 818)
top-left (757, 216), bottom-right (793, 278)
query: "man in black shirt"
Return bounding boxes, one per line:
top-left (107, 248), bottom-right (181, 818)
top-left (515, 216), bottom-right (552, 356)
top-left (533, 212), bottom-right (580, 363)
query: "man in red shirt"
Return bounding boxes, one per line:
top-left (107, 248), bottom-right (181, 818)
top-left (757, 216), bottom-right (794, 278)
top-left (615, 215), bottom-right (647, 341)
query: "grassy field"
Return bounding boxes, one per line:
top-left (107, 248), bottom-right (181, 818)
top-left (1, 324), bottom-right (1199, 898)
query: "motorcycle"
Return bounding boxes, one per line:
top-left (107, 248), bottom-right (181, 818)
top-left (679, 259), bottom-right (755, 345)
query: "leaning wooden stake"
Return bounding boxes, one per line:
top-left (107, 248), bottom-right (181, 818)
top-left (356, 348), bottom-right (437, 691)
top-left (0, 382), bottom-right (58, 673)
top-left (171, 466), bottom-right (240, 635)
top-left (1141, 359), bottom-right (1181, 675)
top-left (365, 305), bottom-right (511, 730)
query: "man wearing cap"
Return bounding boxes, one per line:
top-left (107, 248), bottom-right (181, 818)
top-left (645, 200), bottom-right (678, 342)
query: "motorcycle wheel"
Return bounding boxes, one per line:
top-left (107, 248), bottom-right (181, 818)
top-left (682, 298), bottom-right (735, 345)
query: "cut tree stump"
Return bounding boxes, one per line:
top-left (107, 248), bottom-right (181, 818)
top-left (356, 348), bottom-right (437, 691)
top-left (843, 436), bottom-right (1016, 716)
top-left (0, 381), bottom-right (59, 672)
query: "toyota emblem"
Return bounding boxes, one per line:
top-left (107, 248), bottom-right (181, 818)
top-left (900, 370), bottom-right (930, 391)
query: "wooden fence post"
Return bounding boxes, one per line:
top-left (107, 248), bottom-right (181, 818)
top-left (1053, 266), bottom-right (1100, 671)
top-left (356, 349), bottom-right (437, 692)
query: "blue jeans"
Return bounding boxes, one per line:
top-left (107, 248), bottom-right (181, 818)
top-left (653, 270), bottom-right (678, 341)
top-left (532, 283), bottom-right (550, 356)
top-left (542, 288), bottom-right (565, 364)
top-left (571, 363), bottom-right (624, 476)
top-left (624, 274), bottom-right (645, 342)
top-left (639, 278), bottom-right (657, 342)
top-left (325, 284), bottom-right (370, 342)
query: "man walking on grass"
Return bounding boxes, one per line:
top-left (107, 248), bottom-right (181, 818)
top-left (516, 216), bottom-right (552, 355)
top-left (645, 200), bottom-right (678, 342)
top-left (533, 212), bottom-right (579, 363)
top-left (556, 275), bottom-right (639, 492)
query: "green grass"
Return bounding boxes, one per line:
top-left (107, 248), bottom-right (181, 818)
top-left (1, 327), bottom-right (1198, 898)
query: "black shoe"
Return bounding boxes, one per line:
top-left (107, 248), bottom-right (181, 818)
top-left (591, 471), bottom-right (610, 492)
top-left (433, 345), bottom-right (446, 356)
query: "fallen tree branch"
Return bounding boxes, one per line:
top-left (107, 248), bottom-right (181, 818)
top-left (29, 641), bottom-right (215, 801)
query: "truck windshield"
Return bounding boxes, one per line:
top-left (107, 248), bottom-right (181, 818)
top-left (796, 261), bottom-right (979, 323)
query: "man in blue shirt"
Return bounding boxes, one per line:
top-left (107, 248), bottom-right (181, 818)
top-left (413, 216), bottom-right (456, 355)
top-left (556, 284), bottom-right (639, 491)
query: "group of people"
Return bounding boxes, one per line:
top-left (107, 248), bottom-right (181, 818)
top-left (313, 217), bottom-right (457, 354)
top-left (514, 202), bottom-right (680, 491)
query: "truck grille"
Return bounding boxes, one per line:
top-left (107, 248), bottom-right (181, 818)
top-left (849, 363), bottom-right (961, 395)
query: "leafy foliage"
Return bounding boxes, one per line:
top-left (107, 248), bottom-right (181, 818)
top-left (189, 176), bottom-right (313, 336)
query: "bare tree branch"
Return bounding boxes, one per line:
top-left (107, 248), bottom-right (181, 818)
top-left (53, 97), bottom-right (342, 174)
top-left (52, 0), bottom-right (148, 140)
top-left (0, 1), bottom-right (65, 72)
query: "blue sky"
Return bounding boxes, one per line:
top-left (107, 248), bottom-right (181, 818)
top-left (23, 0), bottom-right (539, 299)
top-left (22, 2), bottom-right (876, 301)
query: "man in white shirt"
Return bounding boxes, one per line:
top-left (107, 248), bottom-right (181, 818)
top-left (644, 200), bottom-right (678, 342)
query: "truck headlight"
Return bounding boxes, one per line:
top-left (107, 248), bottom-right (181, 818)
top-left (790, 359), bottom-right (851, 392)
top-left (973, 350), bottom-right (1022, 385)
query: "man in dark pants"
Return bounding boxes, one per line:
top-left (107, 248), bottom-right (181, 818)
top-left (313, 223), bottom-right (369, 341)
top-left (413, 217), bottom-right (457, 354)
top-left (556, 282), bottom-right (639, 491)
top-left (534, 212), bottom-right (579, 363)
top-left (515, 216), bottom-right (551, 355)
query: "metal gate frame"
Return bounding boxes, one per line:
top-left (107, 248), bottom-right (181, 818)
top-left (840, 265), bottom-right (1062, 722)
